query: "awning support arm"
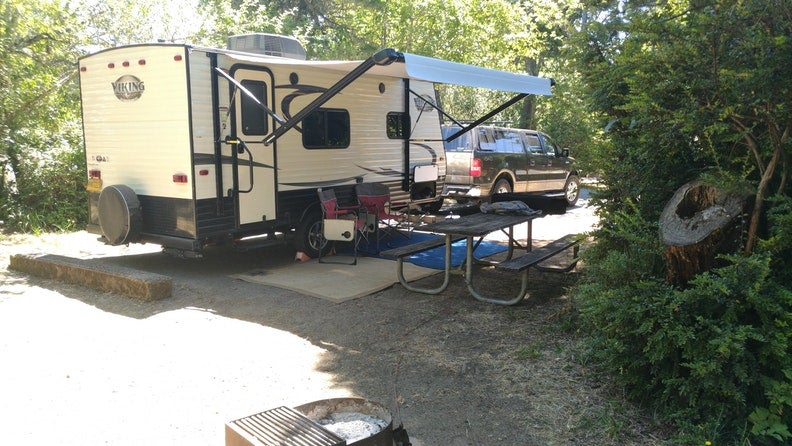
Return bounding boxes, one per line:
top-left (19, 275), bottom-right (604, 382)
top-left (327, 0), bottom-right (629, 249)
top-left (214, 67), bottom-right (286, 125)
top-left (446, 93), bottom-right (528, 142)
top-left (263, 48), bottom-right (402, 146)
top-left (407, 88), bottom-right (465, 128)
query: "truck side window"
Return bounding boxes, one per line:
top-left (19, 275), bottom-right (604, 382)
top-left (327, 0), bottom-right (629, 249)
top-left (441, 126), bottom-right (470, 151)
top-left (477, 128), bottom-right (496, 151)
top-left (539, 134), bottom-right (560, 156)
top-left (240, 80), bottom-right (268, 135)
top-left (386, 112), bottom-right (407, 139)
top-left (493, 130), bottom-right (525, 153)
top-left (524, 134), bottom-right (543, 154)
top-left (302, 108), bottom-right (350, 149)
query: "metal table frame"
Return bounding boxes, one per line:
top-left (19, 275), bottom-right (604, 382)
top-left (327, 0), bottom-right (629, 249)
top-left (394, 212), bottom-right (541, 305)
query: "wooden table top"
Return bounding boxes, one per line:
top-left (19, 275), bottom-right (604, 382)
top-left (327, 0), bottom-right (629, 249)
top-left (420, 212), bottom-right (542, 237)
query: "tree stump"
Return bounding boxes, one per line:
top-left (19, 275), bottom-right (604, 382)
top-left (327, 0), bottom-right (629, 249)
top-left (659, 179), bottom-right (746, 287)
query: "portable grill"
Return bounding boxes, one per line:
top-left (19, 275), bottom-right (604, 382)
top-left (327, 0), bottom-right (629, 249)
top-left (226, 397), bottom-right (408, 446)
top-left (226, 405), bottom-right (345, 446)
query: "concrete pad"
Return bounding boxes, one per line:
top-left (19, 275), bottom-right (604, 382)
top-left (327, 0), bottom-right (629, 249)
top-left (8, 253), bottom-right (171, 301)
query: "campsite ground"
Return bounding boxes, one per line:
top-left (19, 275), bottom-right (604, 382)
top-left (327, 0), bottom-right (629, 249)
top-left (0, 188), bottom-right (667, 445)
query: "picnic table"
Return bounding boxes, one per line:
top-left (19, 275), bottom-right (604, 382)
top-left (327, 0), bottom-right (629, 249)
top-left (385, 211), bottom-right (578, 305)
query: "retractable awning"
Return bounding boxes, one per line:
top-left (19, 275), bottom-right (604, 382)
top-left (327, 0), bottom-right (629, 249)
top-left (400, 53), bottom-right (552, 96)
top-left (242, 48), bottom-right (553, 145)
top-left (224, 48), bottom-right (553, 96)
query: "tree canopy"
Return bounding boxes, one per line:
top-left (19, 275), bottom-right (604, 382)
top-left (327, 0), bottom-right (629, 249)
top-left (580, 0), bottom-right (791, 250)
top-left (0, 1), bottom-right (84, 230)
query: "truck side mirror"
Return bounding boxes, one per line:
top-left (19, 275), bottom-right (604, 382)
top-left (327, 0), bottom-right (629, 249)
top-left (562, 148), bottom-right (570, 157)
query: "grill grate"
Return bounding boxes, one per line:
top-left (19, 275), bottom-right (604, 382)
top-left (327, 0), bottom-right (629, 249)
top-left (228, 406), bottom-right (346, 446)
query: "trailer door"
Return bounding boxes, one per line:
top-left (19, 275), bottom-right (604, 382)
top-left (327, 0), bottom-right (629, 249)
top-left (232, 68), bottom-right (276, 226)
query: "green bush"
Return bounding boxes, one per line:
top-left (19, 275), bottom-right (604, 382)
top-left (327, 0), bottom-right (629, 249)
top-left (576, 203), bottom-right (792, 444)
top-left (0, 146), bottom-right (87, 233)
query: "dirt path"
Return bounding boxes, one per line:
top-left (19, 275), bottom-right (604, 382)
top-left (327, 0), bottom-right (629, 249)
top-left (0, 192), bottom-right (661, 445)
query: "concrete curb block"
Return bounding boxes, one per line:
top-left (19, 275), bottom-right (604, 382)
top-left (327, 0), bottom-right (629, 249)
top-left (9, 253), bottom-right (172, 301)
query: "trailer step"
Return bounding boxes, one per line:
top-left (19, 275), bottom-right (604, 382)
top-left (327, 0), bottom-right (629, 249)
top-left (233, 237), bottom-right (289, 252)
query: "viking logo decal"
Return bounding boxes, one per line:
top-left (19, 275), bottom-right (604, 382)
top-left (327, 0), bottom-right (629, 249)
top-left (112, 75), bottom-right (145, 101)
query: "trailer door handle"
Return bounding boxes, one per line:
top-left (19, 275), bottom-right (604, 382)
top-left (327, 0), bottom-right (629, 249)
top-left (238, 142), bottom-right (254, 194)
top-left (225, 138), bottom-right (254, 194)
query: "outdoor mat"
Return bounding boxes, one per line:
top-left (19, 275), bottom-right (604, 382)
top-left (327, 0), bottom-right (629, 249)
top-left (231, 256), bottom-right (437, 303)
top-left (356, 231), bottom-right (509, 270)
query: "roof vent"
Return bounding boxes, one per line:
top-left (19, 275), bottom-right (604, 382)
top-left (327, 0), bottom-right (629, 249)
top-left (227, 33), bottom-right (306, 60)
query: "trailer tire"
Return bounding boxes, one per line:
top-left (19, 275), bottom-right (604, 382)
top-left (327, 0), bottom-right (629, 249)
top-left (98, 184), bottom-right (142, 245)
top-left (422, 198), bottom-right (444, 214)
top-left (296, 211), bottom-right (331, 258)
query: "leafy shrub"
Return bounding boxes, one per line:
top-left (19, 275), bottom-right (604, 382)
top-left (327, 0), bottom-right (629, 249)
top-left (0, 145), bottom-right (86, 233)
top-left (575, 202), bottom-right (792, 444)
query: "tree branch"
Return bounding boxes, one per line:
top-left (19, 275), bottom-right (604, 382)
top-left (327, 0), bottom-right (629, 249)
top-left (1, 70), bottom-right (77, 139)
top-left (730, 115), bottom-right (765, 175)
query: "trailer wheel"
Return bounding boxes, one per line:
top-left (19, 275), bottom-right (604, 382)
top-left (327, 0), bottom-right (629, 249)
top-left (296, 211), bottom-right (331, 258)
top-left (98, 184), bottom-right (142, 245)
top-left (422, 198), bottom-right (444, 214)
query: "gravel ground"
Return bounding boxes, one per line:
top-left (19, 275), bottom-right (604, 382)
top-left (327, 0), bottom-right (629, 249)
top-left (0, 190), bottom-right (664, 445)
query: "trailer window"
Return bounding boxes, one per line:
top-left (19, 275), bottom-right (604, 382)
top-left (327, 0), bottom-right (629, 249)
top-left (303, 108), bottom-right (350, 149)
top-left (241, 80), bottom-right (268, 135)
top-left (386, 112), bottom-right (407, 139)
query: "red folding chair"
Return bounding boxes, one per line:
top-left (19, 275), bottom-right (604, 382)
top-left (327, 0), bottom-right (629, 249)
top-left (355, 182), bottom-right (408, 251)
top-left (317, 188), bottom-right (366, 265)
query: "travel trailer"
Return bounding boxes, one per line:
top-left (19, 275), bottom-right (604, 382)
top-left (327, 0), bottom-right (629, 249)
top-left (79, 34), bottom-right (552, 257)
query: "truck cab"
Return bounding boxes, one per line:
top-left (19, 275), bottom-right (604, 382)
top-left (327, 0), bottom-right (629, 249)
top-left (441, 125), bottom-right (580, 206)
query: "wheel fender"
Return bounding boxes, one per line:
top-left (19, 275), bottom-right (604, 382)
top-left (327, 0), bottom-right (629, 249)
top-left (495, 170), bottom-right (516, 184)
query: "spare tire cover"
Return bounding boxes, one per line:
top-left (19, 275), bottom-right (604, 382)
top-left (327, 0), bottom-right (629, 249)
top-left (98, 184), bottom-right (142, 245)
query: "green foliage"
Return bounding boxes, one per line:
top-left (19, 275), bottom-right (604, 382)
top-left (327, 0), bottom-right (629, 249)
top-left (0, 0), bottom-right (86, 233)
top-left (0, 127), bottom-right (87, 233)
top-left (73, 0), bottom-right (210, 47)
top-left (576, 203), bottom-right (792, 444)
top-left (576, 2), bottom-right (792, 440)
top-left (758, 195), bottom-right (792, 284)
top-left (577, 0), bottom-right (792, 223)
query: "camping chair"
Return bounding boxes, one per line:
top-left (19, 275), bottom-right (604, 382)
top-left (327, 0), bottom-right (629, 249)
top-left (317, 188), bottom-right (366, 265)
top-left (355, 182), bottom-right (408, 251)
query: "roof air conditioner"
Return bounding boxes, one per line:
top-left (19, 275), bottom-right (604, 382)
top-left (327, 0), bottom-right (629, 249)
top-left (227, 33), bottom-right (306, 60)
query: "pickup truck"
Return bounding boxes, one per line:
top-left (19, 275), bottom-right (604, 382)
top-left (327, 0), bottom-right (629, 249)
top-left (440, 125), bottom-right (581, 206)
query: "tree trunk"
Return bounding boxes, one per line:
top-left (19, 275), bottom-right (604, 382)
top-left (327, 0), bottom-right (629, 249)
top-left (659, 180), bottom-right (747, 287)
top-left (518, 57), bottom-right (539, 129)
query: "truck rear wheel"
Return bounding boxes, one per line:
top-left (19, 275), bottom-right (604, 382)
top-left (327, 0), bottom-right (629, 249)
top-left (295, 211), bottom-right (331, 258)
top-left (490, 178), bottom-right (512, 199)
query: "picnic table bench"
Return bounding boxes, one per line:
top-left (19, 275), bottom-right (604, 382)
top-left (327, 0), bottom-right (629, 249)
top-left (496, 233), bottom-right (580, 274)
top-left (483, 233), bottom-right (580, 305)
top-left (381, 235), bottom-right (465, 295)
top-left (380, 235), bottom-right (465, 260)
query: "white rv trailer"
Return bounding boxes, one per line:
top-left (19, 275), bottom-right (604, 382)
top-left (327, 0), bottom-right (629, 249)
top-left (79, 34), bottom-right (552, 257)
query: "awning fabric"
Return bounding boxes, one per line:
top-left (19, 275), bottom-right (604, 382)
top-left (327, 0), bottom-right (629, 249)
top-left (401, 53), bottom-right (552, 96)
top-left (221, 48), bottom-right (553, 96)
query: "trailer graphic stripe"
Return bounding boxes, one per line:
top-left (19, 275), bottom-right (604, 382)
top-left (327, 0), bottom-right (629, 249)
top-left (278, 176), bottom-right (363, 187)
top-left (193, 154), bottom-right (275, 170)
